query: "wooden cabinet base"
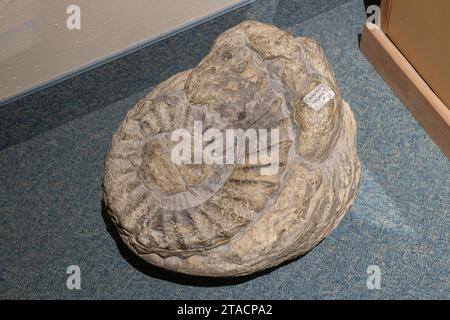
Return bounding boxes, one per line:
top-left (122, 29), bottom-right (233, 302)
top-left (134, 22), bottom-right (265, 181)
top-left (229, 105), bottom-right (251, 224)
top-left (360, 23), bottom-right (450, 159)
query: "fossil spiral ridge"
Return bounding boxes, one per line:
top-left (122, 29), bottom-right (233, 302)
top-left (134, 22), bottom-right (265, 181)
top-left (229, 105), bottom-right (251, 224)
top-left (103, 21), bottom-right (361, 276)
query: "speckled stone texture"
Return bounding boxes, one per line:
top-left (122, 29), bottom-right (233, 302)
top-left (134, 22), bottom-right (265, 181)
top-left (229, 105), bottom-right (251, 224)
top-left (1, 0), bottom-right (449, 299)
top-left (104, 21), bottom-right (361, 276)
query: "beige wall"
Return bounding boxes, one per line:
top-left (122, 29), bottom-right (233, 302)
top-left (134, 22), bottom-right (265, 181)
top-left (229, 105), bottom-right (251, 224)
top-left (0, 0), bottom-right (247, 103)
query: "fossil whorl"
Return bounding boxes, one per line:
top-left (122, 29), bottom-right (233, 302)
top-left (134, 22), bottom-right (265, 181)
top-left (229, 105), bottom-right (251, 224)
top-left (103, 21), bottom-right (361, 277)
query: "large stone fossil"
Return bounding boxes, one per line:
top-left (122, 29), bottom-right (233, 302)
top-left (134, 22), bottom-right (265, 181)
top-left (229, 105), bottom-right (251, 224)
top-left (103, 21), bottom-right (361, 277)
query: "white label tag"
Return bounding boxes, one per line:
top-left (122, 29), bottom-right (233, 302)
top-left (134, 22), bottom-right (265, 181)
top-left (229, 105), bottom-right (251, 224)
top-left (303, 84), bottom-right (335, 111)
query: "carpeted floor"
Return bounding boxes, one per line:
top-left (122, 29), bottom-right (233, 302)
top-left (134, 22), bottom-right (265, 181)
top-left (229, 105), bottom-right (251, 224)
top-left (1, 0), bottom-right (449, 299)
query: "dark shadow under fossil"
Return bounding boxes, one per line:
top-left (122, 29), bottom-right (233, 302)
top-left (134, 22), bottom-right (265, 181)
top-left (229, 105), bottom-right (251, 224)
top-left (101, 200), bottom-right (311, 287)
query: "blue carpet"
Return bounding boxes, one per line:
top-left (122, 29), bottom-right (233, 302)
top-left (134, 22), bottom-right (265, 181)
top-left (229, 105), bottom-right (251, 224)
top-left (0, 0), bottom-right (449, 299)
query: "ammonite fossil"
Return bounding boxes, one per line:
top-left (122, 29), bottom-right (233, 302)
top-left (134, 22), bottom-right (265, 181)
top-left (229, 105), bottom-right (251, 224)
top-left (103, 21), bottom-right (361, 277)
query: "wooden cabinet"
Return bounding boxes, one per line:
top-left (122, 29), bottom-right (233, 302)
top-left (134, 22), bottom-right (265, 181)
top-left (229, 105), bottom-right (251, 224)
top-left (361, 0), bottom-right (450, 158)
top-left (382, 0), bottom-right (450, 108)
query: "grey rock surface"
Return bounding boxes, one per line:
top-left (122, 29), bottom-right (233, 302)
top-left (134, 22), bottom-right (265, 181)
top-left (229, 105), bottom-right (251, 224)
top-left (103, 21), bottom-right (361, 277)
